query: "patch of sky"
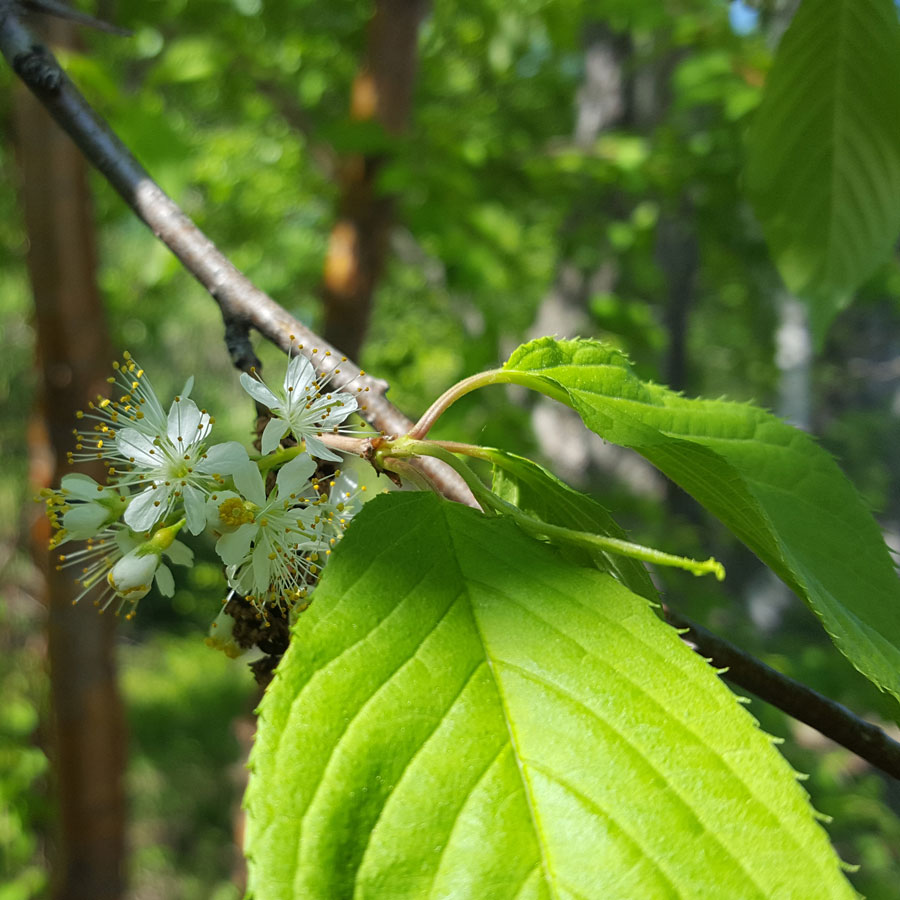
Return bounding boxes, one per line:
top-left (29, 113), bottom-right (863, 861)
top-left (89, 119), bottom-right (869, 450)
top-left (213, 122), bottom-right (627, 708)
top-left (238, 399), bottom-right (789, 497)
top-left (729, 0), bottom-right (759, 35)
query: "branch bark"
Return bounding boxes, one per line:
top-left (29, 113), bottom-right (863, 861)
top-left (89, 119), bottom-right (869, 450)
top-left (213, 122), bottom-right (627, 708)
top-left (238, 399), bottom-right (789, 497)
top-left (0, 0), bottom-right (473, 505)
top-left (664, 606), bottom-right (900, 781)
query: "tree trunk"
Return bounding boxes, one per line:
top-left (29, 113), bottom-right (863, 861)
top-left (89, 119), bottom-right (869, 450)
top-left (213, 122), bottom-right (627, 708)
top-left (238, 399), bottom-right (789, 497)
top-left (13, 20), bottom-right (126, 900)
top-left (320, 0), bottom-right (429, 361)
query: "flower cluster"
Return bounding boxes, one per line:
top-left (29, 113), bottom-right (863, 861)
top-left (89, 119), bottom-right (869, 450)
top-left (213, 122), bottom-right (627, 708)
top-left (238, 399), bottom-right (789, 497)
top-left (42, 349), bottom-right (378, 621)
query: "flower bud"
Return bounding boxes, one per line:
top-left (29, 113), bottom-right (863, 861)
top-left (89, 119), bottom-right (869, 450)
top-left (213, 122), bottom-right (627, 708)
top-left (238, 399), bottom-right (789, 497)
top-left (107, 547), bottom-right (159, 601)
top-left (205, 597), bottom-right (265, 662)
top-left (147, 518), bottom-right (186, 552)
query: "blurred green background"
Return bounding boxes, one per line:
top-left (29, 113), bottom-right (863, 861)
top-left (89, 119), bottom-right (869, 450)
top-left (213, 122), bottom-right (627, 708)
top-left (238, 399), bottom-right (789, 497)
top-left (2, 0), bottom-right (900, 896)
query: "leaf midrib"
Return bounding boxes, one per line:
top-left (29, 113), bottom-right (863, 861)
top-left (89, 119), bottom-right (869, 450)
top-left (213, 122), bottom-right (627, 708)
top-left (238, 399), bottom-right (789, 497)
top-left (451, 514), bottom-right (803, 898)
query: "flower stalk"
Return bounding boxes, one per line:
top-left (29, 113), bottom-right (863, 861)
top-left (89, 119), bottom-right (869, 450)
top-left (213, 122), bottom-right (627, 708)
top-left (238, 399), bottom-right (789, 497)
top-left (407, 369), bottom-right (571, 439)
top-left (380, 436), bottom-right (725, 581)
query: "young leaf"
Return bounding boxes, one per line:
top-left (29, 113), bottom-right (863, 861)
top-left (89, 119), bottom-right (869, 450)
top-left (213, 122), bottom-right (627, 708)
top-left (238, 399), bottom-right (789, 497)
top-left (503, 337), bottom-right (900, 706)
top-left (745, 0), bottom-right (900, 343)
top-left (245, 492), bottom-right (855, 899)
top-left (487, 446), bottom-right (658, 600)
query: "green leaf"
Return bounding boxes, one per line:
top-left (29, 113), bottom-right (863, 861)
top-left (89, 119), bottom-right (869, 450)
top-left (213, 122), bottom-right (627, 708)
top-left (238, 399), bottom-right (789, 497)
top-left (745, 0), bottom-right (900, 343)
top-left (503, 337), bottom-right (900, 705)
top-left (487, 446), bottom-right (658, 600)
top-left (245, 491), bottom-right (854, 899)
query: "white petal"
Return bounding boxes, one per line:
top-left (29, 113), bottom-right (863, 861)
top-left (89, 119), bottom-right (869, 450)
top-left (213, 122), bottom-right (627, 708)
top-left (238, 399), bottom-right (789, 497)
top-left (60, 472), bottom-right (104, 500)
top-left (108, 547), bottom-right (158, 597)
top-left (319, 393), bottom-right (359, 425)
top-left (154, 562), bottom-right (175, 597)
top-left (303, 433), bottom-right (341, 462)
top-left (115, 428), bottom-right (160, 467)
top-left (330, 457), bottom-right (360, 494)
top-left (181, 375), bottom-right (195, 400)
top-left (261, 417), bottom-right (290, 456)
top-left (115, 529), bottom-right (141, 553)
top-left (233, 462), bottom-right (266, 506)
top-left (164, 539), bottom-right (194, 567)
top-left (167, 395), bottom-right (204, 445)
top-left (252, 540), bottom-right (272, 595)
top-left (227, 565), bottom-right (252, 597)
top-left (240, 373), bottom-right (280, 409)
top-left (216, 523), bottom-right (256, 566)
top-left (183, 484), bottom-right (207, 535)
top-left (131, 368), bottom-right (168, 433)
top-left (198, 441), bottom-right (249, 475)
top-left (276, 452), bottom-right (316, 497)
top-left (284, 354), bottom-right (316, 393)
top-left (63, 503), bottom-right (110, 538)
top-left (123, 486), bottom-right (166, 531)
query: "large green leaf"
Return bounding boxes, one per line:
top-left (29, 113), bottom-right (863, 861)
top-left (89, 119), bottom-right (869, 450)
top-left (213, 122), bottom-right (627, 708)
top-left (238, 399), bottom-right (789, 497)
top-left (745, 0), bottom-right (900, 342)
top-left (487, 446), bottom-right (658, 600)
top-left (245, 491), bottom-right (854, 899)
top-left (502, 337), bottom-right (900, 704)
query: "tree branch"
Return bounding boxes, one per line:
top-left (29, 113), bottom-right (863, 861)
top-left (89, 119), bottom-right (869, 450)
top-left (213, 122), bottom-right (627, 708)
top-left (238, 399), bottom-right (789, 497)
top-left (663, 606), bottom-right (900, 781)
top-left (0, 2), bottom-right (474, 505)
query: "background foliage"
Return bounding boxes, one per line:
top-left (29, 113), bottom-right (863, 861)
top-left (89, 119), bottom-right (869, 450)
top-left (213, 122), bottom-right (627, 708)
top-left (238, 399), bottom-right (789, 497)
top-left (2, 0), bottom-right (900, 895)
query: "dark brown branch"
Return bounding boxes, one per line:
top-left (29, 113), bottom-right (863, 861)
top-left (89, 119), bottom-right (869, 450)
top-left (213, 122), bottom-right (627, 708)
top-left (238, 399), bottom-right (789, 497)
top-left (0, 1), bottom-right (474, 505)
top-left (664, 606), bottom-right (900, 781)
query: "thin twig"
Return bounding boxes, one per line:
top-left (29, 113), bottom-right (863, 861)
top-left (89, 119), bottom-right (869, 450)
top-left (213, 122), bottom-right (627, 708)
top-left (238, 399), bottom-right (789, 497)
top-left (0, 2), bottom-right (474, 505)
top-left (664, 606), bottom-right (900, 781)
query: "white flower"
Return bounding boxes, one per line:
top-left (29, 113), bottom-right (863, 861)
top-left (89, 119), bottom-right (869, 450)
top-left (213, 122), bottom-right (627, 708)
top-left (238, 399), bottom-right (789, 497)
top-left (41, 473), bottom-right (128, 548)
top-left (66, 354), bottom-right (248, 535)
top-left (240, 353), bottom-right (359, 462)
top-left (310, 452), bottom-right (391, 541)
top-left (205, 595), bottom-right (266, 661)
top-left (106, 519), bottom-right (192, 608)
top-left (56, 519), bottom-right (193, 618)
top-left (114, 419), bottom-right (249, 536)
top-left (208, 453), bottom-right (328, 611)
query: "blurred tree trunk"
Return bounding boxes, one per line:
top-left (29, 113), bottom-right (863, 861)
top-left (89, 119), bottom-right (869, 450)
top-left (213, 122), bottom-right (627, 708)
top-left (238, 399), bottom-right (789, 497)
top-left (320, 0), bottom-right (428, 361)
top-left (656, 201), bottom-right (698, 394)
top-left (13, 20), bottom-right (126, 900)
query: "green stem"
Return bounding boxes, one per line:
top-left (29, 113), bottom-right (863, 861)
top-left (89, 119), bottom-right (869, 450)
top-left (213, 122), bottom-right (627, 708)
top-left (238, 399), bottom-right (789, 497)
top-left (408, 369), bottom-right (571, 438)
top-left (255, 436), bottom-right (370, 475)
top-left (513, 516), bottom-right (725, 580)
top-left (425, 440), bottom-right (496, 461)
top-left (383, 437), bottom-right (725, 581)
top-left (382, 437), bottom-right (495, 514)
top-left (255, 445), bottom-right (304, 474)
